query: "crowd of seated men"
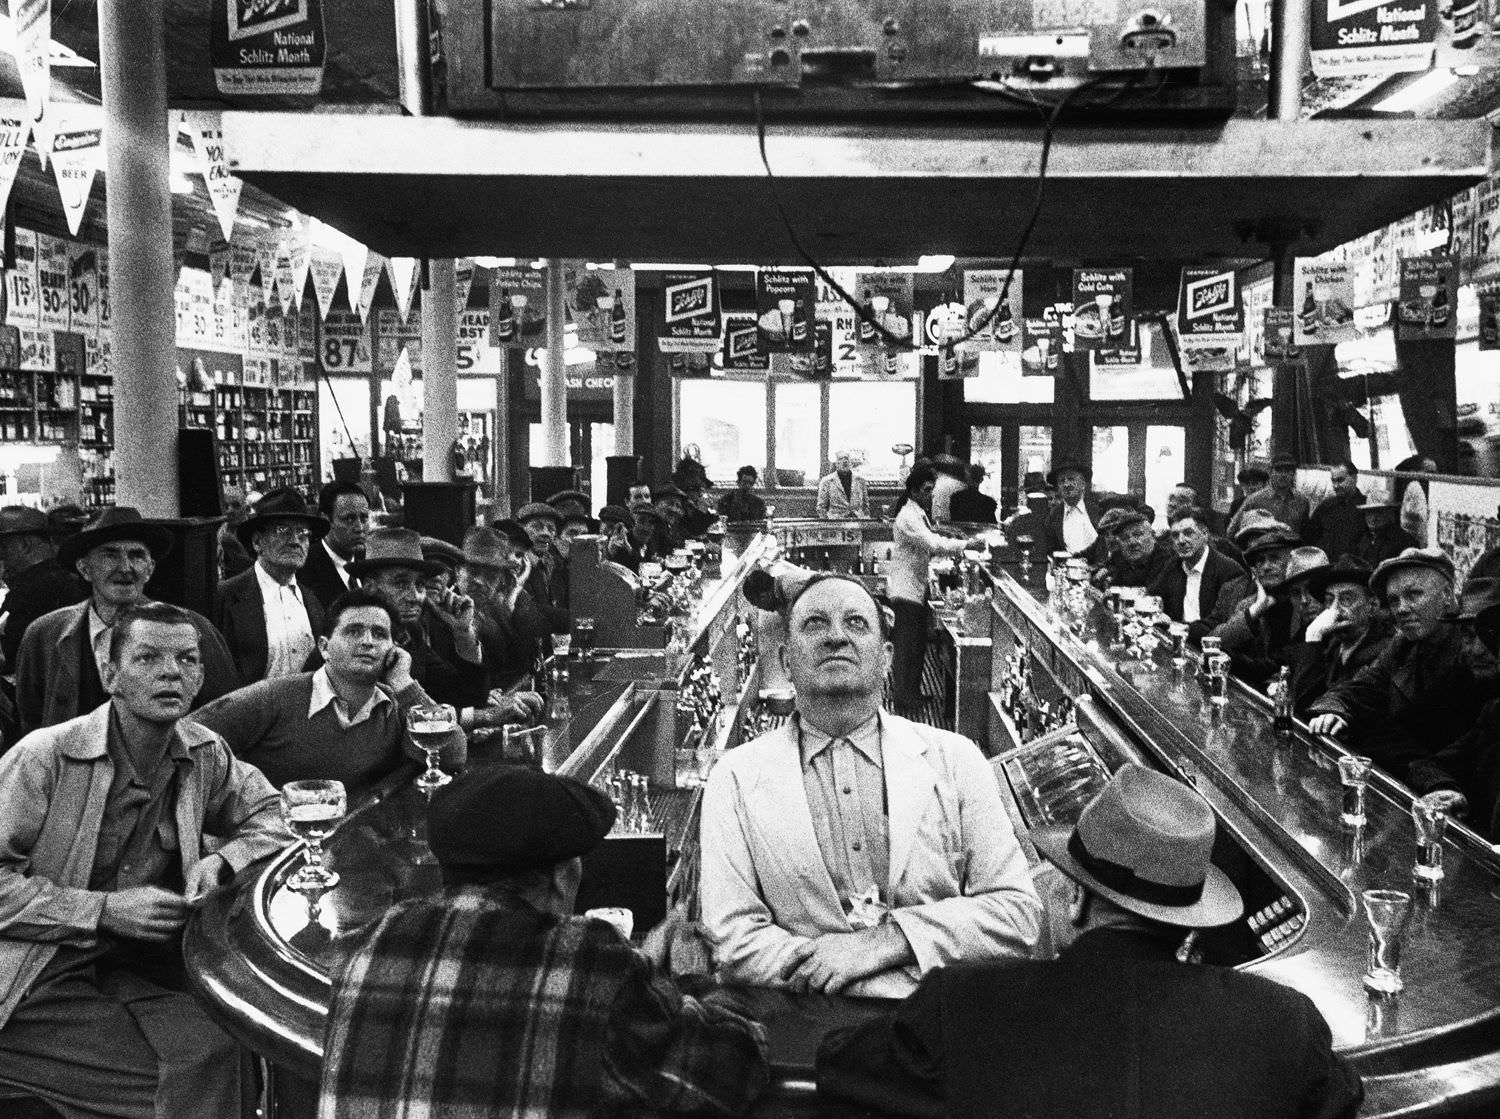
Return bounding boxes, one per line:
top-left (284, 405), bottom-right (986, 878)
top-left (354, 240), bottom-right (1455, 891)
top-left (0, 458), bottom-right (1397, 1119)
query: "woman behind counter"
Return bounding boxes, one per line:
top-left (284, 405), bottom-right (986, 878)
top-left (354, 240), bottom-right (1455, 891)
top-left (888, 464), bottom-right (985, 716)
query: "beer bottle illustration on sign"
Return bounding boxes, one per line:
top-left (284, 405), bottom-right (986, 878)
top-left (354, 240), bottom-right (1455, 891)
top-left (1430, 273), bottom-right (1450, 330)
top-left (493, 288), bottom-right (515, 342)
top-left (994, 297), bottom-right (1016, 342)
top-left (1300, 282), bottom-right (1319, 334)
top-left (610, 287), bottom-right (628, 344)
top-left (858, 290), bottom-right (877, 342)
top-left (790, 297), bottom-right (809, 345)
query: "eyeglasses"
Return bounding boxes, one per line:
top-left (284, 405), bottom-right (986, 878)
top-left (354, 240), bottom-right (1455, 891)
top-left (268, 524), bottom-right (312, 542)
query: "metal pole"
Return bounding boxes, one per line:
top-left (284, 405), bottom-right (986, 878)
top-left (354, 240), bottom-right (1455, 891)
top-left (421, 259), bottom-right (458, 481)
top-left (612, 372), bottom-right (634, 454)
top-left (540, 261), bottom-right (568, 467)
top-left (393, 0), bottom-right (433, 117)
top-left (99, 0), bottom-right (178, 515)
top-left (1269, 0), bottom-right (1311, 121)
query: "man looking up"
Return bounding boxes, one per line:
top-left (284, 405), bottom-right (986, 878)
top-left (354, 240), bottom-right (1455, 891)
top-left (816, 765), bottom-right (1362, 1119)
top-left (301, 480), bottom-right (371, 612)
top-left (16, 508), bottom-right (237, 734)
top-left (701, 574), bottom-right (1041, 998)
top-left (212, 487), bottom-right (327, 686)
top-left (349, 528), bottom-right (490, 713)
top-left (1307, 461), bottom-right (1366, 560)
top-left (319, 765), bottom-right (769, 1118)
top-left (0, 602), bottom-right (291, 1118)
top-left (1309, 549), bottom-right (1500, 791)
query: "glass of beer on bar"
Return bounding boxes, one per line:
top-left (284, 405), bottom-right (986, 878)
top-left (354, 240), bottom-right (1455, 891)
top-left (574, 616), bottom-right (596, 659)
top-left (282, 779), bottom-right (346, 892)
top-left (409, 703), bottom-right (458, 792)
top-left (1362, 888), bottom-right (1413, 994)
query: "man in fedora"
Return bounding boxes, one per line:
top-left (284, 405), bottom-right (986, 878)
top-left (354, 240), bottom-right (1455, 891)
top-left (1227, 454), bottom-right (1310, 540)
top-left (211, 487), bottom-right (328, 687)
top-left (1309, 549), bottom-right (1500, 790)
top-left (1281, 555), bottom-right (1391, 715)
top-left (1355, 500), bottom-right (1420, 567)
top-left (14, 508), bottom-right (237, 734)
top-left (0, 505), bottom-right (86, 675)
top-left (1038, 461), bottom-right (1101, 559)
top-left (816, 765), bottom-right (1363, 1119)
top-left (517, 502), bottom-right (571, 635)
top-left (320, 765), bottom-right (769, 1117)
top-left (1212, 537), bottom-right (1332, 684)
top-left (349, 527), bottom-right (490, 713)
top-left (458, 523), bottom-right (551, 693)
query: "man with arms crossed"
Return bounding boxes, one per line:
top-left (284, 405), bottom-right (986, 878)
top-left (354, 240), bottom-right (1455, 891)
top-left (701, 574), bottom-right (1040, 998)
top-left (0, 602), bottom-right (290, 1118)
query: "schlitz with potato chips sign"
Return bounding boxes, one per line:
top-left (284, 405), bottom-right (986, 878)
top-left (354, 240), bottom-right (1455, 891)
top-left (657, 270), bottom-right (720, 354)
top-left (1177, 267), bottom-right (1244, 350)
top-left (212, 0), bottom-right (327, 95)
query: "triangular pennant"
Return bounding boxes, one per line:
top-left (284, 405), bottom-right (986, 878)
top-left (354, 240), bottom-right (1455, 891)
top-left (0, 113), bottom-right (29, 221)
top-left (454, 259), bottom-right (474, 311)
top-left (256, 239), bottom-right (278, 303)
top-left (308, 243), bottom-right (343, 321)
top-left (180, 109), bottom-right (243, 242)
top-left (339, 239), bottom-right (368, 313)
top-left (274, 237), bottom-right (295, 304)
top-left (230, 243), bottom-right (257, 288)
top-left (209, 240), bottom-right (231, 290)
top-left (50, 124), bottom-right (101, 236)
top-left (14, 0), bottom-right (50, 162)
top-left (288, 223), bottom-right (311, 310)
top-left (358, 252), bottom-right (385, 322)
top-left (387, 256), bottom-right (418, 323)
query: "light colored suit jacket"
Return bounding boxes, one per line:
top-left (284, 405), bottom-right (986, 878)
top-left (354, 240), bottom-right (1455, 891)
top-left (816, 472), bottom-right (870, 520)
top-left (701, 712), bottom-right (1041, 998)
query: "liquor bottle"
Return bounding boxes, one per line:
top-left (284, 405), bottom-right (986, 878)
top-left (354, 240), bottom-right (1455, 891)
top-left (1430, 275), bottom-right (1450, 329)
top-left (790, 298), bottom-right (809, 345)
top-left (494, 288), bottom-right (515, 342)
top-left (821, 549), bottom-right (832, 571)
top-left (1271, 665), bottom-right (1293, 742)
top-left (1300, 282), bottom-right (1319, 334)
top-left (610, 288), bottom-right (628, 345)
top-left (858, 290), bottom-right (877, 343)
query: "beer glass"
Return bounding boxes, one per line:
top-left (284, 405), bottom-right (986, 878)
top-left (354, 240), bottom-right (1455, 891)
top-left (1411, 793), bottom-right (1450, 883)
top-left (1167, 621), bottom-right (1189, 671)
top-left (1338, 754), bottom-right (1373, 827)
top-left (409, 703), bottom-right (457, 791)
top-left (574, 616), bottom-right (596, 658)
top-left (282, 779), bottom-right (346, 892)
top-left (1362, 888), bottom-right (1413, 994)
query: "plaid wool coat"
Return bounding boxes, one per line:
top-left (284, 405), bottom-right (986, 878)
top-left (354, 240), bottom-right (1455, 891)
top-left (319, 886), bottom-right (769, 1119)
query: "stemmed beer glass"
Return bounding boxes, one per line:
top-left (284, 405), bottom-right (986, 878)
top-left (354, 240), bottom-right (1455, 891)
top-left (281, 779), bottom-right (346, 892)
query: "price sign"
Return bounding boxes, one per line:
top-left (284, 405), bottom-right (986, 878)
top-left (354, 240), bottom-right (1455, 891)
top-left (6, 227), bottom-right (40, 330)
top-left (456, 308), bottom-right (499, 374)
top-left (36, 233), bottom-right (70, 333)
top-left (97, 247), bottom-right (110, 330)
top-left (84, 329), bottom-right (111, 379)
top-left (320, 309), bottom-right (372, 372)
top-left (68, 244), bottom-right (99, 334)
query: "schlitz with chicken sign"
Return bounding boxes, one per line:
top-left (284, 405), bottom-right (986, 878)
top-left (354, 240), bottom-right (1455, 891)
top-left (657, 270), bottom-right (720, 354)
top-left (1176, 267), bottom-right (1244, 350)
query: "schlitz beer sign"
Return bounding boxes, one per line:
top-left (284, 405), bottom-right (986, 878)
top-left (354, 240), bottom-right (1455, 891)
top-left (658, 270), bottom-right (720, 354)
top-left (1177, 267), bottom-right (1244, 350)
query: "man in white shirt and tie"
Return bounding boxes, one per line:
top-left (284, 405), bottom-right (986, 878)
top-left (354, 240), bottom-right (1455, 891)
top-left (211, 487), bottom-right (327, 687)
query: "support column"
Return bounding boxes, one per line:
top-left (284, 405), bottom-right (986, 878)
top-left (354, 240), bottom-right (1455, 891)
top-left (1269, 0), bottom-right (1311, 121)
top-left (540, 260), bottom-right (568, 466)
top-left (99, 0), bottom-right (178, 515)
top-left (421, 259), bottom-right (458, 481)
top-left (613, 371), bottom-right (635, 454)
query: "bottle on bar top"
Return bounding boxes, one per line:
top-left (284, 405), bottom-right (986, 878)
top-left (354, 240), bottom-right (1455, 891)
top-left (1197, 636), bottom-right (1223, 698)
top-left (1271, 665), bottom-right (1293, 743)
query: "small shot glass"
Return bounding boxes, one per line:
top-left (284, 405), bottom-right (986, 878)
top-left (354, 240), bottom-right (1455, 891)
top-left (1338, 754), bottom-right (1374, 828)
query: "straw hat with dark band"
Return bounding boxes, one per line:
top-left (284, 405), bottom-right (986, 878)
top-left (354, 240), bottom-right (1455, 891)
top-left (1029, 764), bottom-right (1243, 928)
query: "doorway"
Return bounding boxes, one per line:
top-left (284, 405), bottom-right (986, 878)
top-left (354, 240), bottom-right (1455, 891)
top-left (529, 421), bottom-right (616, 506)
top-left (969, 422), bottom-right (1053, 516)
top-left (1091, 422), bottom-right (1186, 527)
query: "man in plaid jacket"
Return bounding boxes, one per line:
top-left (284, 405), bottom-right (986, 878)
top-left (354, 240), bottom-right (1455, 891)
top-left (319, 766), bottom-right (769, 1119)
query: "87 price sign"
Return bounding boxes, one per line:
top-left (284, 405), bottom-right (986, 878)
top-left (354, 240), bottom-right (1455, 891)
top-left (320, 311), bottom-right (372, 372)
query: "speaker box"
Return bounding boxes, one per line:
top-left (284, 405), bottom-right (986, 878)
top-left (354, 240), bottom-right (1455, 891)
top-left (177, 428), bottom-right (223, 518)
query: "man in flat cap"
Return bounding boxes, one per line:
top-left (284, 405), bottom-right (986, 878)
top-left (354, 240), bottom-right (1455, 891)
top-left (211, 487), bottom-right (328, 687)
top-left (458, 523), bottom-right (551, 692)
top-left (320, 766), bottom-right (769, 1118)
top-left (1309, 549), bottom-right (1500, 791)
top-left (15, 508), bottom-right (237, 734)
top-left (516, 502), bottom-right (571, 636)
top-left (1093, 508), bottom-right (1171, 589)
top-left (816, 765), bottom-right (1362, 1119)
top-left (1206, 531), bottom-right (1309, 688)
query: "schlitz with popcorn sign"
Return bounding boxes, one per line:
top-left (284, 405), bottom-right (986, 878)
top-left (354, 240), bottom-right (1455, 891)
top-left (657, 270), bottom-right (720, 354)
top-left (1176, 267), bottom-right (1244, 350)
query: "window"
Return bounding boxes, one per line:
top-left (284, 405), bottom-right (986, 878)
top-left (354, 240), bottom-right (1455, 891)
top-left (677, 379), bottom-right (767, 482)
top-left (1088, 323), bottom-right (1183, 402)
top-left (319, 376), bottom-right (372, 479)
top-left (774, 382), bottom-right (821, 486)
top-left (829, 381), bottom-right (918, 482)
top-left (965, 351), bottom-right (1054, 404)
top-left (1092, 425), bottom-right (1130, 493)
top-left (1144, 425), bottom-right (1186, 528)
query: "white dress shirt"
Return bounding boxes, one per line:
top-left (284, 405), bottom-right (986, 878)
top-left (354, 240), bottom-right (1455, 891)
top-left (307, 665), bottom-right (392, 729)
top-left (1181, 547), bottom-right (1211, 624)
top-left (87, 603), bottom-right (112, 681)
top-left (322, 539), bottom-right (353, 590)
top-left (1061, 501), bottom-right (1098, 554)
top-left (255, 561), bottom-right (315, 679)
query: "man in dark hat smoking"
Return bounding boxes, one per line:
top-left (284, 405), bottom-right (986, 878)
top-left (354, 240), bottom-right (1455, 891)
top-left (319, 766), bottom-right (769, 1117)
top-left (816, 765), bottom-right (1362, 1119)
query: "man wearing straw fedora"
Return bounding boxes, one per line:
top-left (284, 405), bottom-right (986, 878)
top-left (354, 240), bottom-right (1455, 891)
top-left (817, 765), bottom-right (1362, 1119)
top-left (211, 487), bottom-right (328, 687)
top-left (14, 508), bottom-right (238, 735)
